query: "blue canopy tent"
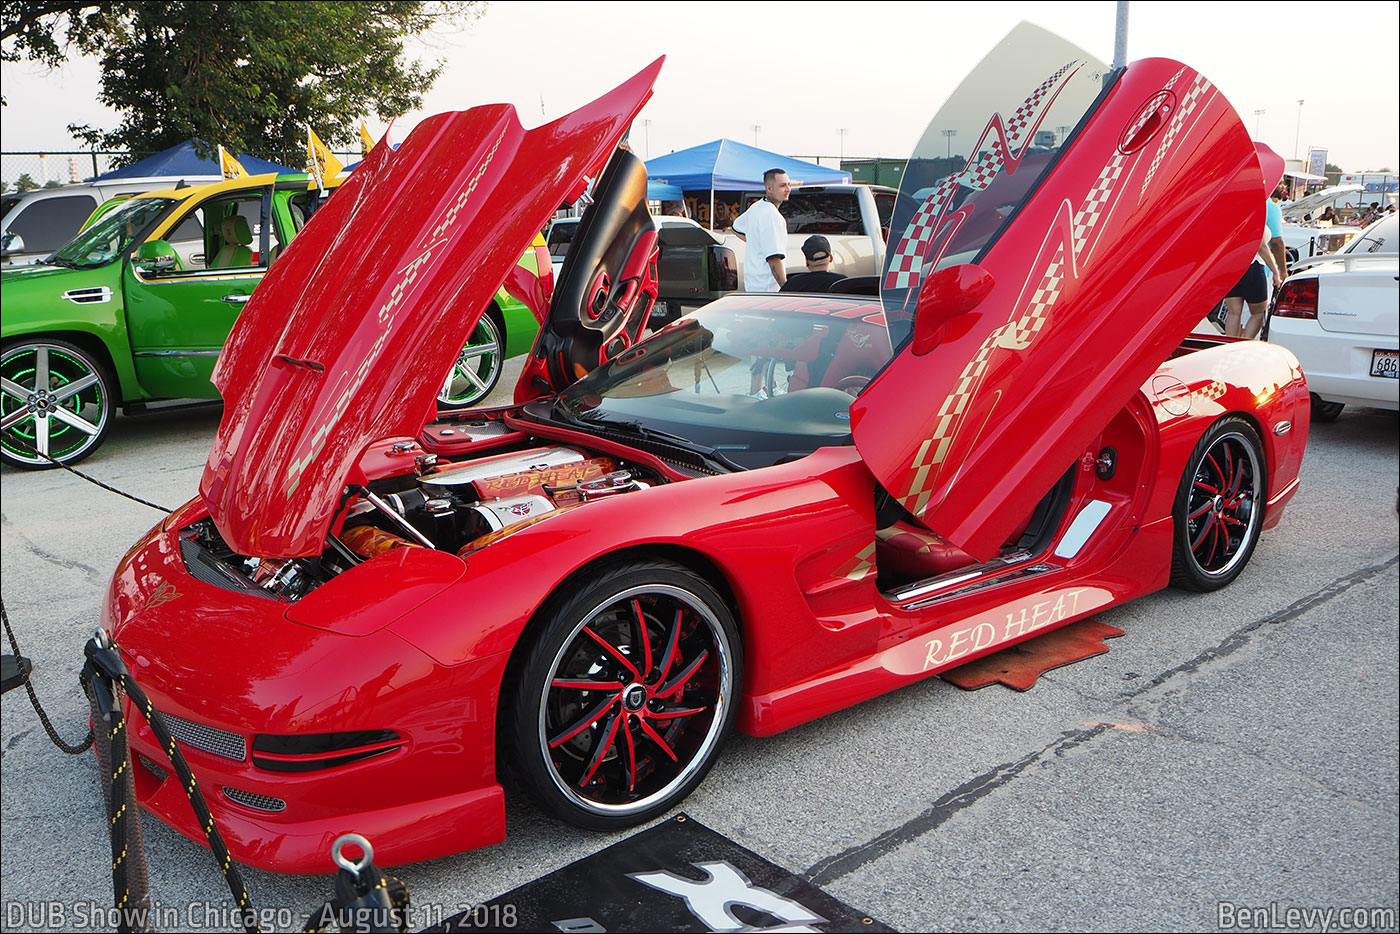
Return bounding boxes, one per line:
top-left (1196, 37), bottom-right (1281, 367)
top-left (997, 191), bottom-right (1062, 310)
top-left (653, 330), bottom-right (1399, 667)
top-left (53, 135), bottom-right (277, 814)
top-left (95, 140), bottom-right (295, 180)
top-left (644, 139), bottom-right (850, 227)
top-left (647, 180), bottom-right (683, 201)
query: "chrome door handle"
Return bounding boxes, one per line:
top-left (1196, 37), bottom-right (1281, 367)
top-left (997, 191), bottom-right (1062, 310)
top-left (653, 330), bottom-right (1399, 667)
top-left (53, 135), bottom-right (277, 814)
top-left (222, 293), bottom-right (252, 304)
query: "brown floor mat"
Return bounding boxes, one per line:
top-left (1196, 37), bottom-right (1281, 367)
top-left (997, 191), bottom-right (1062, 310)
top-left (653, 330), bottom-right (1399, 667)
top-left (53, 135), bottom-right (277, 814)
top-left (940, 618), bottom-right (1125, 692)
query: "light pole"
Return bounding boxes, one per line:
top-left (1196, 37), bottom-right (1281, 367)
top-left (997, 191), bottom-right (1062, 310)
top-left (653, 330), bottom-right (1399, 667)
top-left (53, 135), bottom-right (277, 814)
top-left (751, 125), bottom-right (761, 148)
top-left (941, 128), bottom-right (957, 158)
top-left (1294, 100), bottom-right (1304, 159)
top-left (1253, 109), bottom-right (1265, 138)
top-left (641, 119), bottom-right (652, 159)
top-left (837, 128), bottom-right (847, 161)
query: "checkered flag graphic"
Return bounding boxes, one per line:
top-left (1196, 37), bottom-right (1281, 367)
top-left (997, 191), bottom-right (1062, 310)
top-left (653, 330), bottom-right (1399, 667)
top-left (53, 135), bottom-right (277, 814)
top-left (884, 60), bottom-right (1082, 293)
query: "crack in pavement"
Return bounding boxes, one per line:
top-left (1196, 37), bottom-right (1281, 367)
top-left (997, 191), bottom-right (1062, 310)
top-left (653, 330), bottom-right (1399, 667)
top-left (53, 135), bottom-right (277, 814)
top-left (2, 509), bottom-right (106, 582)
top-left (1119, 553), bottom-right (1398, 701)
top-left (801, 554), bottom-right (1400, 886)
top-left (1143, 721), bottom-right (1398, 815)
top-left (13, 536), bottom-right (103, 583)
top-left (803, 723), bottom-right (1111, 886)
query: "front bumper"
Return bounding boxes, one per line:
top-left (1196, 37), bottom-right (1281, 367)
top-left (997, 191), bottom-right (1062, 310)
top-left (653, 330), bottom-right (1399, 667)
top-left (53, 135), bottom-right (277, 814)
top-left (103, 511), bottom-right (509, 873)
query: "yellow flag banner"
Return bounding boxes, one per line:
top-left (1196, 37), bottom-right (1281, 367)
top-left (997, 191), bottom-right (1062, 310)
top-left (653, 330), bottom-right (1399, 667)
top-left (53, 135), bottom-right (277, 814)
top-left (359, 121), bottom-right (375, 157)
top-left (218, 146), bottom-right (247, 180)
top-left (305, 126), bottom-right (344, 190)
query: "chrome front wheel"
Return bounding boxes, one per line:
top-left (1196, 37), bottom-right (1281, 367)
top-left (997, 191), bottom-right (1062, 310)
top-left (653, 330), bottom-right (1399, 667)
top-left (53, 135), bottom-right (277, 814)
top-left (1, 340), bottom-right (113, 469)
top-left (437, 311), bottom-right (504, 409)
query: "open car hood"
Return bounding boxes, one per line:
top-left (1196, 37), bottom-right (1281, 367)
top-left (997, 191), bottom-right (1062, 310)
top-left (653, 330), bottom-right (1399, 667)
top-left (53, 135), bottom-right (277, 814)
top-left (852, 24), bottom-right (1265, 561)
top-left (201, 59), bottom-right (662, 557)
top-left (1282, 184), bottom-right (1363, 221)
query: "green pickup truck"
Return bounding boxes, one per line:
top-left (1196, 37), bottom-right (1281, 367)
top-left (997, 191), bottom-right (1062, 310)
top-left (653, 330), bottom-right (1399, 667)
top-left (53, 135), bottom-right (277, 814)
top-left (1, 172), bottom-right (548, 468)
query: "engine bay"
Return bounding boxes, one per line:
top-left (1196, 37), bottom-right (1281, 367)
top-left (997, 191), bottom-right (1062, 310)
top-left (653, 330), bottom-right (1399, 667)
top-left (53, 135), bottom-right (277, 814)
top-left (343, 444), bottom-right (660, 560)
top-left (178, 431), bottom-right (668, 603)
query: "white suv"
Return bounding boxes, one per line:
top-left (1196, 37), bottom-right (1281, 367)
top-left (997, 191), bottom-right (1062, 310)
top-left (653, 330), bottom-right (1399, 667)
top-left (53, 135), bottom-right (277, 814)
top-left (2, 175), bottom-right (218, 265)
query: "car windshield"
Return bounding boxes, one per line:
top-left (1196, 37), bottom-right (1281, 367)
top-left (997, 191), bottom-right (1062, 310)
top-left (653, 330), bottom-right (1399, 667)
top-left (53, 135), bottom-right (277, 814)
top-left (1344, 213), bottom-right (1398, 254)
top-left (880, 25), bottom-right (1109, 348)
top-left (781, 189), bottom-right (866, 235)
top-left (46, 196), bottom-right (172, 269)
top-left (547, 220), bottom-right (577, 260)
top-left (554, 295), bottom-right (894, 469)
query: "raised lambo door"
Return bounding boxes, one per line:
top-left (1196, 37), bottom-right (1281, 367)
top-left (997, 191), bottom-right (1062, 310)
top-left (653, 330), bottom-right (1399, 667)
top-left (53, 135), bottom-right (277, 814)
top-left (851, 24), bottom-right (1265, 562)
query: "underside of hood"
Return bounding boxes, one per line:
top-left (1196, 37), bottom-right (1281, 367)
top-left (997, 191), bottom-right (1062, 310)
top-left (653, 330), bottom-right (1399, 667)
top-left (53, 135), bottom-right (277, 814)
top-left (201, 59), bottom-right (663, 557)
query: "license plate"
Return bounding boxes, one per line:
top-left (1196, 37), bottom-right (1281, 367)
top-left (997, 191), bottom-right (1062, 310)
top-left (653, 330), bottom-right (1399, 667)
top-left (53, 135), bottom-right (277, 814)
top-left (1371, 349), bottom-right (1399, 379)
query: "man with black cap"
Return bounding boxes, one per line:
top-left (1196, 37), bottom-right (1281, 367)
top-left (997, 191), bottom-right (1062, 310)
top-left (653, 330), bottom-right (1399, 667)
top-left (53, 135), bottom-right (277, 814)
top-left (780, 235), bottom-right (846, 292)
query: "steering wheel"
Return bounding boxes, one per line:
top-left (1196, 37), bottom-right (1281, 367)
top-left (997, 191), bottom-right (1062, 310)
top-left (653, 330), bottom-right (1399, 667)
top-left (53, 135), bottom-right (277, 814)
top-left (834, 375), bottom-right (870, 397)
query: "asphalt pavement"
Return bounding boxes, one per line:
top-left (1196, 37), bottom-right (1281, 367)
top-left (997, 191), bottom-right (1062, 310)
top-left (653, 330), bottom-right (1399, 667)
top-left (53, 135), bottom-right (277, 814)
top-left (2, 363), bottom-right (1396, 933)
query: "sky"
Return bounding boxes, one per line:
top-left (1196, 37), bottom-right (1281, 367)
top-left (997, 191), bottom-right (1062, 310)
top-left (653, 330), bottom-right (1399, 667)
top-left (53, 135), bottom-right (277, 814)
top-left (2, 0), bottom-right (1397, 173)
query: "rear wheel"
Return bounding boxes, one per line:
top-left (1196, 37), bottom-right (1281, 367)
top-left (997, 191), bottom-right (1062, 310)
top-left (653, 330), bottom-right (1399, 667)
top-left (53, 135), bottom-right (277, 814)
top-left (1309, 394), bottom-right (1345, 423)
top-left (1169, 417), bottom-right (1267, 591)
top-left (1, 339), bottom-right (114, 469)
top-left (507, 559), bottom-right (741, 830)
top-left (437, 310), bottom-right (504, 410)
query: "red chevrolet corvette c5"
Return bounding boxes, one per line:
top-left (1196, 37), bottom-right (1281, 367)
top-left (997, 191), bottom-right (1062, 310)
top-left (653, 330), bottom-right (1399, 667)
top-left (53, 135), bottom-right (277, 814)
top-left (104, 25), bottom-right (1309, 872)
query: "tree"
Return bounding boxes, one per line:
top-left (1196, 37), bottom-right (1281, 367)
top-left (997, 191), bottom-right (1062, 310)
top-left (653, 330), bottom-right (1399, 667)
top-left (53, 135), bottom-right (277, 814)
top-left (13, 172), bottom-right (38, 191)
top-left (2, 1), bottom-right (483, 166)
top-left (1325, 163), bottom-right (1342, 174)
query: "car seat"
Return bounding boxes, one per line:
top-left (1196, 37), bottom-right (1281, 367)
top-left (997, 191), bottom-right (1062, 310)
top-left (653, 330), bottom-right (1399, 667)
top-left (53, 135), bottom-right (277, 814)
top-left (819, 321), bottom-right (892, 392)
top-left (211, 215), bottom-right (253, 268)
top-left (875, 521), bottom-right (978, 580)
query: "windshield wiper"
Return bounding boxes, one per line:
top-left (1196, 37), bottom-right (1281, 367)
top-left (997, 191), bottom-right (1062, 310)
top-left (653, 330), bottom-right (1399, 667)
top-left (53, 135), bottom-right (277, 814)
top-left (551, 397), bottom-right (744, 472)
top-left (43, 256), bottom-right (80, 269)
top-left (603, 418), bottom-right (746, 473)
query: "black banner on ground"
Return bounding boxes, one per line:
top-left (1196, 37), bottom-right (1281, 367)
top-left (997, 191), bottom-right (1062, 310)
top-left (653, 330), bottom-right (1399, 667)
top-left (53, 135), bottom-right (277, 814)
top-left (425, 814), bottom-right (892, 933)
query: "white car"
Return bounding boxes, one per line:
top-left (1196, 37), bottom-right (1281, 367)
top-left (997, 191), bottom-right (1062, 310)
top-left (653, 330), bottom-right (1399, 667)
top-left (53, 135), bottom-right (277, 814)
top-left (1266, 213), bottom-right (1400, 420)
top-left (1280, 185), bottom-right (1368, 264)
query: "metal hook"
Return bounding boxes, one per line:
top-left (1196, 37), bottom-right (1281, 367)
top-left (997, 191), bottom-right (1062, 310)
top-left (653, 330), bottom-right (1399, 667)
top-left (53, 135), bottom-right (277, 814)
top-left (331, 833), bottom-right (374, 878)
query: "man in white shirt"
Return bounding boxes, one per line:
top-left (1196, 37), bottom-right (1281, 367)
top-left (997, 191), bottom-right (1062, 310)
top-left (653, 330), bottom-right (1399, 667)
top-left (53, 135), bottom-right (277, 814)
top-left (729, 168), bottom-right (791, 291)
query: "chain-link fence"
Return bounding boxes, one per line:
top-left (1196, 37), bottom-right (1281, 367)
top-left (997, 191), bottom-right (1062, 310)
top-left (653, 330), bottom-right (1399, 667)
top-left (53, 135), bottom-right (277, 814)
top-left (1, 152), bottom-right (132, 192)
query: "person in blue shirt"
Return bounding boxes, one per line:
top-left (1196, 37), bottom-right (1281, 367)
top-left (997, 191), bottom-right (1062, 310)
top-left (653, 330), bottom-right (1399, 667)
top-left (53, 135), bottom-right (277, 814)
top-left (1230, 193), bottom-right (1290, 339)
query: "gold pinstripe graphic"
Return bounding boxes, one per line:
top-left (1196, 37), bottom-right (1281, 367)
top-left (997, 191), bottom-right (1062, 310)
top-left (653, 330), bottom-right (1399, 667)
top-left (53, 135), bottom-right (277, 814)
top-left (834, 541), bottom-right (878, 581)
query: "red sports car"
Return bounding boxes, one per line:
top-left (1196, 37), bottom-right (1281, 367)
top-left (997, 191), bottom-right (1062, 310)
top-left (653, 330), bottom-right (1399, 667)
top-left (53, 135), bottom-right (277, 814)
top-left (104, 25), bottom-right (1309, 873)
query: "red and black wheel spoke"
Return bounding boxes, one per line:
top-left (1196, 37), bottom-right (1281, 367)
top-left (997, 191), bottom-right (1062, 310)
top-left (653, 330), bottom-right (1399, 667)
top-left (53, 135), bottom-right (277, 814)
top-left (635, 716), bottom-right (678, 762)
top-left (646, 705), bottom-right (709, 721)
top-left (578, 710), bottom-right (623, 788)
top-left (549, 693), bottom-right (621, 749)
top-left (1190, 510), bottom-right (1212, 549)
top-left (583, 625), bottom-right (641, 681)
top-left (631, 599), bottom-right (653, 674)
top-left (621, 717), bottom-right (639, 792)
top-left (657, 649), bottom-right (709, 698)
top-left (551, 678), bottom-right (624, 691)
top-left (657, 608), bottom-right (683, 682)
top-left (1188, 500), bottom-right (1214, 521)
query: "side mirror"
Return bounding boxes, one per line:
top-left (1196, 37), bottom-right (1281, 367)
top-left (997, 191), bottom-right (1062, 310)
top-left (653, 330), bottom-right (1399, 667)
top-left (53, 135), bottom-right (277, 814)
top-left (911, 263), bottom-right (996, 355)
top-left (132, 240), bottom-right (179, 274)
top-left (1, 232), bottom-right (24, 256)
